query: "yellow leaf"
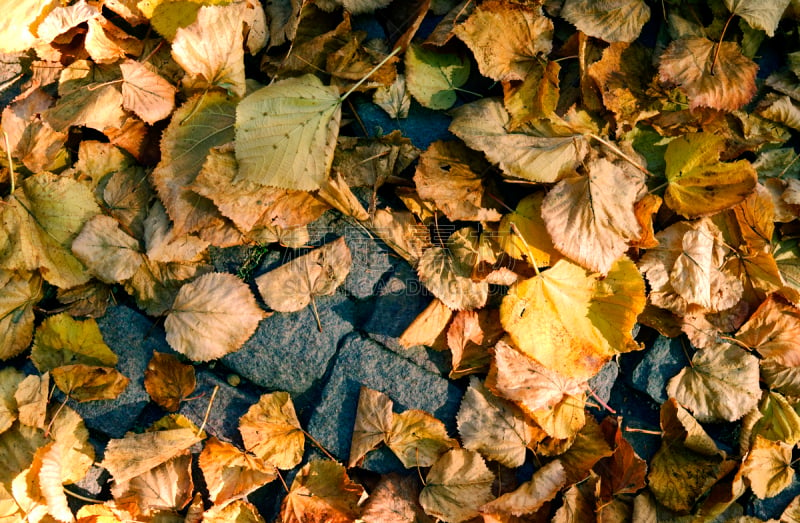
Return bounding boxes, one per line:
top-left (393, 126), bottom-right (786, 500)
top-left (498, 192), bottom-right (558, 268)
top-left (0, 0), bottom-right (56, 52)
top-left (110, 451), bottom-right (194, 515)
top-left (737, 294), bottom-right (800, 365)
top-left (15, 373), bottom-right (49, 429)
top-left (664, 132), bottom-right (757, 217)
top-left (31, 313), bottom-right (117, 373)
top-left (280, 460), bottom-right (363, 523)
top-left (500, 257), bottom-right (644, 381)
top-left (398, 298), bottom-right (452, 350)
top-left (561, 0), bottom-right (650, 43)
top-left (202, 499), bottom-right (266, 522)
top-left (165, 272), bottom-right (265, 362)
top-left (386, 409), bottom-right (458, 469)
top-left (741, 435), bottom-right (794, 499)
top-left (51, 364), bottom-right (130, 402)
top-left (0, 271), bottom-right (42, 361)
top-left (480, 460), bottom-right (566, 517)
top-left (101, 427), bottom-right (202, 484)
top-left (348, 387), bottom-right (392, 468)
top-left (239, 391), bottom-right (304, 470)
top-left (199, 437), bottom-right (276, 505)
top-left (419, 449), bottom-right (494, 523)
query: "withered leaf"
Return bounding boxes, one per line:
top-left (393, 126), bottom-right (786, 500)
top-left (349, 387), bottom-right (393, 468)
top-left (386, 409), bottom-right (458, 469)
top-left (110, 450), bottom-right (194, 515)
top-left (51, 364), bottom-right (130, 402)
top-left (361, 474), bottom-right (429, 523)
top-left (239, 391), bottom-right (305, 470)
top-left (199, 437), bottom-right (277, 506)
top-left (119, 59), bottom-right (176, 125)
top-left (480, 459), bottom-right (566, 517)
top-left (144, 352), bottom-right (196, 412)
top-left (419, 449), bottom-right (495, 523)
top-left (561, 0), bottom-right (650, 43)
top-left (280, 460), bottom-right (363, 523)
top-left (741, 435), bottom-right (794, 499)
top-left (0, 271), bottom-right (42, 361)
top-left (101, 428), bottom-right (203, 484)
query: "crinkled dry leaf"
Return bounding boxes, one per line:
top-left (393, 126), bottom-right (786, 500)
top-left (529, 393), bottom-right (587, 440)
top-left (449, 98), bottom-right (589, 183)
top-left (453, 0), bottom-right (552, 82)
top-left (0, 421), bottom-right (47, 488)
top-left (736, 294), bottom-right (800, 364)
top-left (124, 255), bottom-right (212, 317)
top-left (111, 450), bottom-right (193, 515)
top-left (101, 427), bottom-right (202, 484)
top-left (542, 157), bottom-right (644, 275)
top-left (235, 74), bottom-right (341, 191)
top-left (417, 241), bottom-right (489, 311)
top-left (405, 43), bottom-right (469, 110)
top-left (0, 172), bottom-right (100, 289)
top-left (202, 499), bottom-right (265, 523)
top-left (561, 0), bottom-right (650, 43)
top-left (724, 0), bottom-right (790, 36)
top-left (256, 237), bottom-right (351, 314)
top-left (500, 257), bottom-right (645, 381)
top-left (165, 272), bottom-right (265, 362)
top-left (664, 132), bottom-right (757, 217)
top-left (559, 417), bottom-right (613, 483)
top-left (666, 343), bottom-right (760, 422)
top-left (361, 473), bottom-right (429, 523)
top-left (481, 460), bottom-right (566, 518)
top-left (15, 373), bottom-right (48, 430)
top-left (414, 141), bottom-right (501, 222)
top-left (349, 387), bottom-right (393, 468)
top-left (46, 402), bottom-right (94, 484)
top-left (750, 391), bottom-right (800, 446)
top-left (144, 352), bottom-right (196, 412)
top-left (498, 192), bottom-right (557, 268)
top-left (373, 73), bottom-right (411, 118)
top-left (51, 364), bottom-right (130, 402)
top-left (0, 270), bottom-right (42, 361)
top-left (280, 460), bottom-right (363, 523)
top-left (447, 308), bottom-right (502, 379)
top-left (419, 449), bottom-right (494, 523)
top-left (741, 435), bottom-right (794, 499)
top-left (31, 313), bottom-right (117, 372)
top-left (72, 215), bottom-right (145, 284)
top-left (36, 441), bottom-right (73, 523)
top-left (199, 438), bottom-right (276, 506)
top-left (172, 3), bottom-right (246, 97)
top-left (386, 409), bottom-right (458, 469)
top-left (457, 377), bottom-right (533, 468)
top-left (37, 0), bottom-right (96, 42)
top-left (239, 391), bottom-right (304, 470)
top-left (658, 37), bottom-right (758, 112)
top-left (595, 417), bottom-right (647, 500)
top-left (119, 59), bottom-right (176, 125)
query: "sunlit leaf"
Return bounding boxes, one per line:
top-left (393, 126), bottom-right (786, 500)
top-left (199, 437), bottom-right (276, 506)
top-left (15, 373), bottom-right (48, 430)
top-left (110, 450), bottom-right (194, 515)
top-left (202, 500), bottom-right (266, 523)
top-left (71, 215), bottom-right (145, 284)
top-left (417, 233), bottom-right (489, 311)
top-left (447, 309), bottom-right (502, 379)
top-left (0, 270), bottom-right (42, 361)
top-left (404, 44), bottom-right (469, 110)
top-left (51, 364), bottom-right (130, 402)
top-left (561, 0), bottom-right (650, 43)
top-left (280, 460), bottom-right (363, 523)
top-left (239, 391), bottom-right (304, 470)
top-left (101, 427), bottom-right (203, 484)
top-left (31, 313), bottom-right (117, 373)
top-left (480, 460), bottom-right (566, 517)
top-left (736, 294), bottom-right (800, 365)
top-left (398, 298), bottom-right (452, 350)
top-left (724, 0), bottom-right (790, 36)
top-left (361, 474), bottom-right (429, 523)
top-left (120, 59), bottom-right (176, 124)
top-left (419, 449), bottom-right (494, 523)
top-left (0, 0), bottom-right (56, 52)
top-left (386, 409), bottom-right (458, 469)
top-left (235, 74), bottom-right (341, 190)
top-left (348, 387), bottom-right (392, 468)
top-left (741, 435), bottom-right (794, 499)
top-left (750, 391), bottom-right (800, 446)
top-left (165, 272), bottom-right (265, 362)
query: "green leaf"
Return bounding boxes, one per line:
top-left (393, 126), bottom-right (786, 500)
top-left (31, 313), bottom-right (118, 373)
top-left (235, 74), bottom-right (341, 191)
top-left (405, 43), bottom-right (469, 110)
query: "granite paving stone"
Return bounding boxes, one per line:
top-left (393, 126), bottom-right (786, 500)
top-left (631, 335), bottom-right (688, 404)
top-left (222, 293), bottom-right (355, 402)
top-left (67, 305), bottom-right (166, 438)
top-left (306, 333), bottom-right (463, 473)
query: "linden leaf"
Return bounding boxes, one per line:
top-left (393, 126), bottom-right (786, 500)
top-left (414, 141), bottom-right (501, 222)
top-left (500, 257), bottom-right (645, 382)
top-left (71, 215), bottom-right (145, 284)
top-left (457, 376), bottom-right (533, 468)
top-left (51, 364), bottom-right (130, 402)
top-left (664, 133), bottom-right (757, 217)
top-left (386, 409), bottom-right (458, 469)
top-left (0, 271), bottom-right (42, 361)
top-left (405, 43), bottom-right (469, 110)
top-left (666, 343), bottom-right (760, 422)
top-left (101, 427), bottom-right (203, 484)
top-left (44, 402), bottom-right (94, 483)
top-left (144, 352), bottom-right (196, 412)
top-left (31, 313), bottom-right (117, 372)
top-left (239, 391), bottom-right (305, 470)
top-left (348, 387), bottom-right (392, 468)
top-left (172, 3), bottom-right (246, 97)
top-left (449, 98), bottom-right (590, 183)
top-left (558, 417), bottom-right (613, 483)
top-left (0, 0), bottom-right (55, 52)
top-left (542, 157), bottom-right (644, 275)
top-left (361, 474), bottom-right (429, 523)
top-left (280, 460), bottom-right (363, 523)
top-left (658, 37), bottom-right (758, 112)
top-left (453, 0), bottom-right (552, 82)
top-left (255, 237), bottom-right (351, 314)
top-left (15, 373), bottom-right (48, 430)
top-left (595, 417), bottom-right (648, 500)
top-left (110, 450), bottom-right (194, 515)
top-left (561, 0), bottom-right (650, 43)
top-left (498, 192), bottom-right (558, 267)
top-left (741, 435), bottom-right (794, 499)
top-left (119, 59), bottom-right (176, 124)
top-left (736, 294), bottom-right (800, 365)
top-left (750, 391), bottom-right (800, 446)
top-left (761, 358), bottom-right (800, 396)
top-left (417, 233), bottom-right (490, 311)
top-left (480, 460), bottom-right (566, 517)
top-left (0, 172), bottom-right (101, 289)
top-left (235, 74), bottom-right (341, 190)
top-left (419, 449), bottom-right (495, 523)
top-left (199, 437), bottom-right (277, 506)
top-left (36, 441), bottom-right (73, 523)
top-left (165, 272), bottom-right (265, 362)
top-left (0, 368), bottom-right (24, 434)
top-left (398, 298), bottom-right (452, 350)
top-left (447, 309), bottom-right (502, 379)
top-left (202, 499), bottom-right (266, 522)
top-left (724, 0), bottom-right (791, 36)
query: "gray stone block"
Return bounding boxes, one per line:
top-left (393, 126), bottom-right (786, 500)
top-left (746, 474), bottom-right (800, 520)
top-left (631, 335), bottom-right (687, 404)
top-left (306, 333), bottom-right (462, 472)
top-left (67, 305), bottom-right (166, 438)
top-left (177, 370), bottom-right (258, 445)
top-left (222, 294), bottom-right (355, 401)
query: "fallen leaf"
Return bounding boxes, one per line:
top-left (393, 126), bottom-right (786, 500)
top-left (372, 74), bottom-right (411, 118)
top-left (453, 0), bottom-right (552, 82)
top-left (417, 233), bottom-right (489, 311)
top-left (202, 499), bottom-right (266, 523)
top-left (419, 449), bottom-right (495, 523)
top-left (405, 43), bottom-right (469, 110)
top-left (51, 364), bottom-right (130, 402)
top-left (736, 294), bottom-right (800, 364)
top-left (750, 391), bottom-right (800, 446)
top-left (101, 427), bottom-right (203, 484)
top-left (30, 313), bottom-right (117, 372)
top-left (595, 417), bottom-right (647, 500)
top-left (71, 215), bottom-right (145, 284)
top-left (165, 272), bottom-right (265, 362)
top-left (144, 352), bottom-right (196, 412)
top-left (110, 450), bottom-right (193, 515)
top-left (542, 157), bottom-right (644, 275)
top-left (0, 271), bottom-right (42, 360)
top-left (398, 298), bottom-right (452, 350)
top-left (480, 460), bottom-right (566, 517)
top-left (199, 437), bottom-right (277, 506)
top-left (235, 74), bottom-right (341, 190)
top-left (14, 373), bottom-right (48, 430)
top-left (0, 0), bottom-right (55, 52)
top-left (119, 59), bottom-right (176, 124)
top-left (498, 192), bottom-right (558, 268)
top-left (280, 460), bottom-right (363, 523)
top-left (386, 409), bottom-right (458, 468)
top-left (255, 237), bottom-right (351, 316)
top-left (457, 377), bottom-right (533, 468)
top-left (741, 435), bottom-right (794, 499)
top-left (664, 132), bottom-right (757, 217)
top-left (561, 0), bottom-right (650, 43)
top-left (239, 391), bottom-right (305, 470)
top-left (0, 368), bottom-right (24, 434)
top-left (724, 0), bottom-right (791, 36)
top-left (658, 37), bottom-right (758, 112)
top-left (360, 473), bottom-right (429, 523)
top-left (447, 308), bottom-right (502, 378)
top-left (348, 387), bottom-right (393, 468)
top-left (559, 417), bottom-right (613, 483)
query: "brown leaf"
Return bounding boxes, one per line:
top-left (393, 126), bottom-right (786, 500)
top-left (280, 460), bottom-right (364, 523)
top-left (111, 450), bottom-right (194, 515)
top-left (51, 364), bottom-right (130, 402)
top-left (144, 352), bottom-right (196, 412)
top-left (361, 474), bottom-right (430, 523)
top-left (595, 417), bottom-right (647, 500)
top-left (199, 437), bottom-right (277, 506)
top-left (447, 309), bottom-right (502, 379)
top-left (239, 391), bottom-right (305, 470)
top-left (101, 427), bottom-right (203, 484)
top-left (120, 59), bottom-right (175, 125)
top-left (736, 294), bottom-right (800, 364)
top-left (349, 387), bottom-right (393, 468)
top-left (480, 460), bottom-right (566, 517)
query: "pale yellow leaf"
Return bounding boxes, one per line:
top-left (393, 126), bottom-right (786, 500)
top-left (120, 59), bottom-right (176, 124)
top-left (239, 391), bottom-right (304, 470)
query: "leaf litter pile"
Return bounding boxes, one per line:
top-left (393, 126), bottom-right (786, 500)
top-left (6, 0), bottom-right (800, 521)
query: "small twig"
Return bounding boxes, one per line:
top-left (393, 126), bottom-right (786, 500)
top-left (346, 98), bottom-right (369, 137)
top-left (3, 131), bottom-right (15, 194)
top-left (45, 394), bottom-right (70, 439)
top-left (197, 385), bottom-right (219, 437)
top-left (624, 427), bottom-right (661, 435)
top-left (587, 387), bottom-right (616, 415)
top-left (309, 296), bottom-right (323, 333)
top-left (509, 222), bottom-right (540, 276)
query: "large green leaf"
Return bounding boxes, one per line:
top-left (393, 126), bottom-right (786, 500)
top-left (235, 74), bottom-right (341, 191)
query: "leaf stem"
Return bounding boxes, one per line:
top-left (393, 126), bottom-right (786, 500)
top-left (340, 47), bottom-right (402, 102)
top-left (310, 296), bottom-right (323, 332)
top-left (588, 133), bottom-right (652, 176)
top-left (509, 222), bottom-right (540, 276)
top-left (624, 427), bottom-right (661, 435)
top-left (276, 469), bottom-right (290, 493)
top-left (198, 385), bottom-right (219, 437)
top-left (710, 14), bottom-right (735, 76)
top-left (587, 386), bottom-right (616, 414)
top-left (63, 486), bottom-right (103, 504)
top-left (3, 131), bottom-right (14, 194)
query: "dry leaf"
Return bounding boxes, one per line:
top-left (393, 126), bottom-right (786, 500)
top-left (71, 215), bottom-right (145, 284)
top-left (239, 391), bottom-right (305, 470)
top-left (349, 387), bottom-right (393, 468)
top-left (736, 294), bottom-right (800, 364)
top-left (480, 460), bottom-right (566, 517)
top-left (119, 59), bottom-right (175, 124)
top-left (51, 364), bottom-right (130, 402)
top-left (419, 449), bottom-right (495, 523)
top-left (280, 460), bottom-right (363, 523)
top-left (386, 409), bottom-right (458, 469)
top-left (110, 450), bottom-right (193, 515)
top-left (561, 0), bottom-right (650, 43)
top-left (361, 474), bottom-right (429, 523)
top-left (405, 43), bottom-right (469, 110)
top-left (741, 435), bottom-right (794, 499)
top-left (144, 352), bottom-right (196, 412)
top-left (398, 298), bottom-right (452, 350)
top-left (0, 271), bottom-right (42, 360)
top-left (199, 437), bottom-right (277, 506)
top-left (101, 428), bottom-right (203, 484)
